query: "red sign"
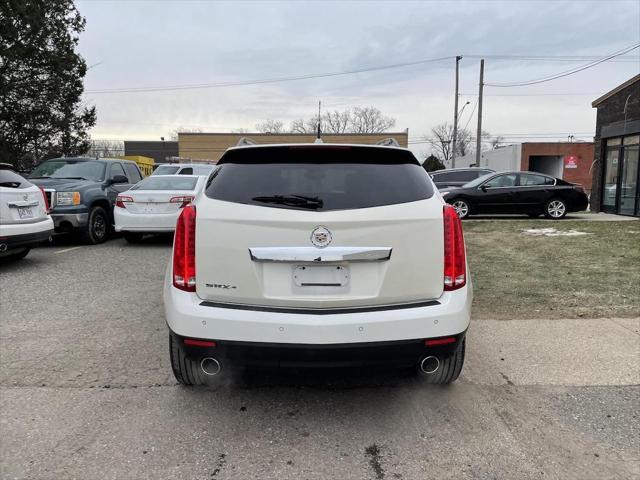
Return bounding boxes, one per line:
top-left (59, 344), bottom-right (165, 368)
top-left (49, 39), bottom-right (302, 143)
top-left (564, 155), bottom-right (579, 169)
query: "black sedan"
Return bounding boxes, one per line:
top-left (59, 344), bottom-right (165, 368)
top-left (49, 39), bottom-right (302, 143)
top-left (440, 171), bottom-right (589, 219)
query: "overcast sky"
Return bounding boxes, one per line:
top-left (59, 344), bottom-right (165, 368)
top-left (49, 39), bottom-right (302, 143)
top-left (78, 0), bottom-right (640, 157)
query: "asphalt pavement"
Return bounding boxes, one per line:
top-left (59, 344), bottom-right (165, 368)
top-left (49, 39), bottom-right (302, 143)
top-left (1, 237), bottom-right (638, 480)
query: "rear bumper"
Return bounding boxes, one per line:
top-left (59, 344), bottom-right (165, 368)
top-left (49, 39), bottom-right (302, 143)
top-left (164, 270), bottom-right (472, 345)
top-left (171, 330), bottom-right (466, 368)
top-left (0, 218), bottom-right (53, 250)
top-left (114, 208), bottom-right (179, 232)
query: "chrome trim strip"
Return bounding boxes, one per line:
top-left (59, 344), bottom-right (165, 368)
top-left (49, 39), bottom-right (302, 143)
top-left (249, 246), bottom-right (392, 263)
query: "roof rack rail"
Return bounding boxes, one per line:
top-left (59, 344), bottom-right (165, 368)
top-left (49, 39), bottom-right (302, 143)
top-left (375, 138), bottom-right (400, 147)
top-left (236, 137), bottom-right (257, 146)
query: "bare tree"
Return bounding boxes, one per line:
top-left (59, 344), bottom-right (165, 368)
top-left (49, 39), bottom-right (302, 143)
top-left (322, 110), bottom-right (351, 133)
top-left (427, 123), bottom-right (498, 166)
top-left (86, 139), bottom-right (124, 158)
top-left (427, 123), bottom-right (473, 165)
top-left (290, 106), bottom-right (395, 135)
top-left (350, 106), bottom-right (396, 134)
top-left (255, 119), bottom-right (284, 134)
top-left (169, 126), bottom-right (203, 141)
top-left (290, 117), bottom-right (318, 134)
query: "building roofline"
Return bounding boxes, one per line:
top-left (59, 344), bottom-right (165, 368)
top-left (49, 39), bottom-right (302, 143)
top-left (178, 131), bottom-right (409, 137)
top-left (592, 74), bottom-right (640, 108)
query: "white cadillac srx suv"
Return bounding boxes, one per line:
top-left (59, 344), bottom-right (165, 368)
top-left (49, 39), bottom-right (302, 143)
top-left (164, 143), bottom-right (472, 385)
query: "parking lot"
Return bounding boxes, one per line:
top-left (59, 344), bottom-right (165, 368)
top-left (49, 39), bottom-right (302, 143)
top-left (1, 231), bottom-right (638, 480)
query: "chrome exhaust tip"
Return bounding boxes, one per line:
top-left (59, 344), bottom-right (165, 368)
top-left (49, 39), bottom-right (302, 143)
top-left (200, 357), bottom-right (222, 376)
top-left (419, 356), bottom-right (440, 375)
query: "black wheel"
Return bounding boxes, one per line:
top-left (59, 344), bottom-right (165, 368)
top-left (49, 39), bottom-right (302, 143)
top-left (544, 198), bottom-right (567, 219)
top-left (81, 206), bottom-right (109, 244)
top-left (123, 232), bottom-right (143, 243)
top-left (450, 199), bottom-right (470, 219)
top-left (170, 335), bottom-right (222, 386)
top-left (418, 339), bottom-right (465, 384)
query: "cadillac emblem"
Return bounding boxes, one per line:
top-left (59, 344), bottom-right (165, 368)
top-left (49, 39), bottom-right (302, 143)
top-left (310, 226), bottom-right (332, 248)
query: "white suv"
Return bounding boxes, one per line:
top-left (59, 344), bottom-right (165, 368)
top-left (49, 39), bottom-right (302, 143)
top-left (0, 165), bottom-right (53, 260)
top-left (164, 144), bottom-right (472, 384)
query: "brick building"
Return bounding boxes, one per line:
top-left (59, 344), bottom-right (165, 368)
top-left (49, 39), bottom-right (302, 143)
top-left (590, 74), bottom-right (639, 217)
top-left (177, 132), bottom-right (409, 163)
top-left (457, 142), bottom-right (595, 193)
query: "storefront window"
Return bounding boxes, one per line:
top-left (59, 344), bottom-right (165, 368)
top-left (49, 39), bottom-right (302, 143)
top-left (623, 135), bottom-right (639, 146)
top-left (602, 147), bottom-right (619, 208)
top-left (619, 146), bottom-right (639, 216)
top-left (606, 137), bottom-right (622, 146)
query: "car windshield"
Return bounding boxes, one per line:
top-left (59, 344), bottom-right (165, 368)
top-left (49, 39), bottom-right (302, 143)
top-left (29, 159), bottom-right (106, 181)
top-left (152, 165), bottom-right (180, 175)
top-left (462, 172), bottom-right (496, 188)
top-left (130, 175), bottom-right (198, 191)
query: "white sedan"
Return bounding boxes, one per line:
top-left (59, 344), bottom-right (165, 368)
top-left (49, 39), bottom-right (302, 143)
top-left (114, 175), bottom-right (205, 243)
top-left (0, 165), bottom-right (53, 260)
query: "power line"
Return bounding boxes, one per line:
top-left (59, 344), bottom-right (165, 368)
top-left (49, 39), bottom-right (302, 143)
top-left (85, 56), bottom-right (454, 94)
top-left (484, 43), bottom-right (640, 87)
top-left (460, 92), bottom-right (602, 96)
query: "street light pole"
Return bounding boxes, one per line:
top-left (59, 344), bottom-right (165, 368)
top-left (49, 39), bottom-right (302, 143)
top-left (475, 59), bottom-right (484, 167)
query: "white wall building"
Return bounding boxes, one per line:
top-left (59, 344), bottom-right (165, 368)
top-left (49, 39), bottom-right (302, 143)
top-left (456, 144), bottom-right (521, 172)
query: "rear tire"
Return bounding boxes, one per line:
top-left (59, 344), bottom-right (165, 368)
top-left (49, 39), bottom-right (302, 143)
top-left (81, 206), bottom-right (109, 244)
top-left (544, 198), bottom-right (567, 219)
top-left (418, 339), bottom-right (465, 384)
top-left (170, 335), bottom-right (223, 386)
top-left (123, 232), bottom-right (143, 243)
top-left (0, 247), bottom-right (30, 261)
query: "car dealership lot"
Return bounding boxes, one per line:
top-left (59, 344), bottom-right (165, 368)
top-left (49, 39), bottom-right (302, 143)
top-left (1, 236), bottom-right (639, 480)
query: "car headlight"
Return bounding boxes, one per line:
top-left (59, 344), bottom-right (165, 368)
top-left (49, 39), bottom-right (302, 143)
top-left (56, 191), bottom-right (81, 206)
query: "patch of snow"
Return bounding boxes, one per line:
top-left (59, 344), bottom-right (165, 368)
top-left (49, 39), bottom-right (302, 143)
top-left (522, 228), bottom-right (590, 237)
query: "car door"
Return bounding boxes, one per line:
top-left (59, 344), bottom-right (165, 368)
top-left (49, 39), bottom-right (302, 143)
top-left (516, 173), bottom-right (556, 211)
top-left (105, 163), bottom-right (132, 205)
top-left (475, 173), bottom-right (519, 213)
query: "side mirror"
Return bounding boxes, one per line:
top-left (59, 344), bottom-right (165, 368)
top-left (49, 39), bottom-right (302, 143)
top-left (109, 175), bottom-right (128, 185)
top-left (480, 185), bottom-right (489, 192)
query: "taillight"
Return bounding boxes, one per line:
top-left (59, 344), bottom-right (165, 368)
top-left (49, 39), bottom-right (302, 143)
top-left (39, 187), bottom-right (50, 213)
top-left (443, 204), bottom-right (466, 291)
top-left (173, 204), bottom-right (196, 292)
top-left (170, 195), bottom-right (194, 208)
top-left (116, 195), bottom-right (133, 208)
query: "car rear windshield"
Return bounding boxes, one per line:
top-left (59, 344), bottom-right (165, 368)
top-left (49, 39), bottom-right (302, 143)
top-left (152, 165), bottom-right (180, 175)
top-left (0, 169), bottom-right (32, 189)
top-left (205, 146), bottom-right (434, 211)
top-left (130, 176), bottom-right (198, 191)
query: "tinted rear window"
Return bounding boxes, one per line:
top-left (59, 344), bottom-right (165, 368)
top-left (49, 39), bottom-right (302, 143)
top-left (131, 176), bottom-right (198, 191)
top-left (0, 169), bottom-right (32, 189)
top-left (205, 147), bottom-right (433, 211)
top-left (152, 165), bottom-right (180, 175)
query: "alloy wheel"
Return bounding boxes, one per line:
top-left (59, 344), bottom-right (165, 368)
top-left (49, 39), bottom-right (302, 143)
top-left (547, 200), bottom-right (566, 218)
top-left (452, 200), bottom-right (469, 218)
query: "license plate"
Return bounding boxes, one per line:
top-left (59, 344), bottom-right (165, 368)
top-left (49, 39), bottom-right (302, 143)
top-left (293, 265), bottom-right (350, 287)
top-left (17, 206), bottom-right (33, 219)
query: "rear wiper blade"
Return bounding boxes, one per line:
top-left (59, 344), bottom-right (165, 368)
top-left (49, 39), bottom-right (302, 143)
top-left (29, 176), bottom-right (50, 179)
top-left (251, 194), bottom-right (324, 209)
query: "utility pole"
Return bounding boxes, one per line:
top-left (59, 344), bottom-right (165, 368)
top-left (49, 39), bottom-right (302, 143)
top-left (451, 55), bottom-right (462, 168)
top-left (475, 59), bottom-right (484, 167)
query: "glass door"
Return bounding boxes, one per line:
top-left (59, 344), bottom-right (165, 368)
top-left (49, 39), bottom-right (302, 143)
top-left (601, 145), bottom-right (619, 211)
top-left (619, 145), bottom-right (639, 216)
